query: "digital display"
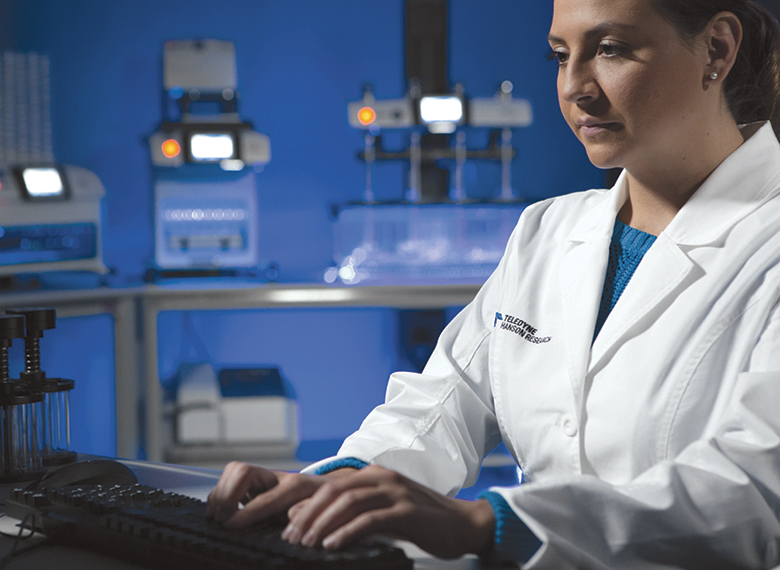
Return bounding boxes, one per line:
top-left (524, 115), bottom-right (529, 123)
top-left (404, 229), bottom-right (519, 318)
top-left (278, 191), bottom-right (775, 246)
top-left (21, 167), bottom-right (66, 198)
top-left (13, 166), bottom-right (69, 201)
top-left (419, 96), bottom-right (464, 124)
top-left (189, 133), bottom-right (235, 161)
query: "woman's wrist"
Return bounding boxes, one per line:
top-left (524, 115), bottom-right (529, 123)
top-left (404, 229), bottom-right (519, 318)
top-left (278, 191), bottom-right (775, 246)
top-left (461, 498), bottom-right (497, 557)
top-left (478, 491), bottom-right (542, 564)
top-left (320, 467), bottom-right (360, 479)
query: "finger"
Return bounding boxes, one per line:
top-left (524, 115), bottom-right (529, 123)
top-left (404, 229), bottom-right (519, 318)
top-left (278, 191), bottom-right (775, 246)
top-left (300, 487), bottom-right (394, 548)
top-left (283, 473), bottom-right (378, 544)
top-left (206, 463), bottom-right (278, 521)
top-left (226, 473), bottom-right (321, 528)
top-left (287, 498), bottom-right (311, 520)
top-left (321, 503), bottom-right (403, 550)
top-left (206, 463), bottom-right (252, 519)
top-left (207, 462), bottom-right (259, 520)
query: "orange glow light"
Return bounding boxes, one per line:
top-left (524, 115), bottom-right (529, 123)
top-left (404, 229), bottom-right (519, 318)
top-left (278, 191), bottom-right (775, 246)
top-left (161, 139), bottom-right (181, 158)
top-left (357, 106), bottom-right (377, 126)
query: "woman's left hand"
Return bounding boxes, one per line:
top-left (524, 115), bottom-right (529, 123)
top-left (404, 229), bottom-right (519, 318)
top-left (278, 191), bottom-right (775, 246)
top-left (280, 464), bottom-right (496, 560)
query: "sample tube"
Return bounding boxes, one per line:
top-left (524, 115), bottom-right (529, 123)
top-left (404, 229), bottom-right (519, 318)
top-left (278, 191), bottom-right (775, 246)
top-left (364, 133), bottom-right (376, 203)
top-left (42, 379), bottom-right (75, 465)
top-left (0, 386), bottom-right (44, 482)
top-left (407, 132), bottom-right (421, 203)
top-left (451, 131), bottom-right (467, 202)
top-left (500, 127), bottom-right (514, 201)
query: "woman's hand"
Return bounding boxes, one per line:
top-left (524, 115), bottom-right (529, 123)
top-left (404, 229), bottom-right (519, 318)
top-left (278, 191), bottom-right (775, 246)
top-left (281, 465), bottom-right (495, 560)
top-left (205, 461), bottom-right (357, 526)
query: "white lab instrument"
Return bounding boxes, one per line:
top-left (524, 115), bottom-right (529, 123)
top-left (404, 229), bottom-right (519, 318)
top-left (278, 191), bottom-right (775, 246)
top-left (154, 173), bottom-right (259, 270)
top-left (149, 40), bottom-right (271, 171)
top-left (173, 364), bottom-right (299, 468)
top-left (336, 82), bottom-right (534, 285)
top-left (0, 165), bottom-right (107, 275)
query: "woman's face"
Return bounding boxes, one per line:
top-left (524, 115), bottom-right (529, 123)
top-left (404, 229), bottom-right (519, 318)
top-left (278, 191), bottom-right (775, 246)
top-left (549, 0), bottom-right (710, 172)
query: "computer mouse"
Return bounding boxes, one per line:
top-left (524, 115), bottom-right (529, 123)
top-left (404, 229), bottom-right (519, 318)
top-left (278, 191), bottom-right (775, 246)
top-left (35, 459), bottom-right (138, 489)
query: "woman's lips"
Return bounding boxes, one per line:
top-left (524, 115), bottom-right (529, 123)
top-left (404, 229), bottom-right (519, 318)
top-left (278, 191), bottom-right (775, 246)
top-left (577, 120), bottom-right (618, 137)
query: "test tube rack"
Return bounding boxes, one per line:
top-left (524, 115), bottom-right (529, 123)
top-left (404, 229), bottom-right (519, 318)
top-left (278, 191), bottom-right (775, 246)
top-left (0, 308), bottom-right (76, 483)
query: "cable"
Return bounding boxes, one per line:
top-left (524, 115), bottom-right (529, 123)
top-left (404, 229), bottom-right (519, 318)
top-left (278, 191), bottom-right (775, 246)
top-left (0, 511), bottom-right (46, 570)
top-left (0, 514), bottom-right (32, 540)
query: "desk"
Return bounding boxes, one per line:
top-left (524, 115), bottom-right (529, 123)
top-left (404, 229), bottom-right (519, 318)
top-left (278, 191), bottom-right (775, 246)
top-left (0, 458), bottom-right (481, 569)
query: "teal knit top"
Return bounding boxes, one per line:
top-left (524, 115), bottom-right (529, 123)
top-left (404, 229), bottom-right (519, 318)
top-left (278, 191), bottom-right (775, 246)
top-left (593, 218), bottom-right (657, 340)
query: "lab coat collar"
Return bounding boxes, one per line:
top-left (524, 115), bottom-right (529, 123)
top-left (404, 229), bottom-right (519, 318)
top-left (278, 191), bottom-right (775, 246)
top-left (664, 121), bottom-right (780, 246)
top-left (566, 121), bottom-right (780, 247)
top-left (566, 172), bottom-right (628, 245)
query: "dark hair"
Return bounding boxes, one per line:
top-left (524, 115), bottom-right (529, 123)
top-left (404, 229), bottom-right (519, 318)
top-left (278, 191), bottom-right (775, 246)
top-left (652, 0), bottom-right (780, 133)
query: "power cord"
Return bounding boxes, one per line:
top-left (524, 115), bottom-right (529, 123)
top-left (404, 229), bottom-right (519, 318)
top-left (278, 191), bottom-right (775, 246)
top-left (0, 511), bottom-right (47, 569)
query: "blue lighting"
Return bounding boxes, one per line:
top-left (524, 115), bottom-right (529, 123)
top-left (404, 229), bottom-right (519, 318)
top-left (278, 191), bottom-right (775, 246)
top-left (169, 86), bottom-right (184, 100)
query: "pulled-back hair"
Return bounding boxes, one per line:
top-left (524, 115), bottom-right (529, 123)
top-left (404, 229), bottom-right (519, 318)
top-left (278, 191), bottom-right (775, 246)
top-left (652, 0), bottom-right (780, 133)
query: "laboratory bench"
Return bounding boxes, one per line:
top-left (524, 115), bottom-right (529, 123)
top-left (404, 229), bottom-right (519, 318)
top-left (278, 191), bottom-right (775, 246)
top-left (0, 282), bottom-right (481, 463)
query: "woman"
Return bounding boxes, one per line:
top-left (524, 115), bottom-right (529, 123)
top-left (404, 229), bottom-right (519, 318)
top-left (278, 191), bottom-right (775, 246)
top-left (207, 0), bottom-right (780, 567)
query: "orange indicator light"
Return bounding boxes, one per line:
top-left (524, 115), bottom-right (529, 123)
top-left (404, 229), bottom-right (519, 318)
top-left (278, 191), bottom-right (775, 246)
top-left (357, 106), bottom-right (377, 126)
top-left (161, 139), bottom-right (181, 158)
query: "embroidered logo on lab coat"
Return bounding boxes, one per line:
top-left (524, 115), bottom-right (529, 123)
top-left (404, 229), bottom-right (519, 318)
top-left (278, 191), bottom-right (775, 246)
top-left (494, 312), bottom-right (551, 344)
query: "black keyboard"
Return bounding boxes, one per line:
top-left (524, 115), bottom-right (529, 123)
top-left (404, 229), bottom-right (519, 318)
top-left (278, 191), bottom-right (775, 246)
top-left (6, 482), bottom-right (413, 570)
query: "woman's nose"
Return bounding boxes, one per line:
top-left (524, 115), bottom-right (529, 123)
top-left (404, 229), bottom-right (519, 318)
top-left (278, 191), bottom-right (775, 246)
top-left (559, 61), bottom-right (599, 104)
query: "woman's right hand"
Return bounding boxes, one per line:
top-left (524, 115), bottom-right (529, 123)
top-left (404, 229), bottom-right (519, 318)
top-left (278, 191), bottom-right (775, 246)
top-left (205, 461), bottom-right (356, 527)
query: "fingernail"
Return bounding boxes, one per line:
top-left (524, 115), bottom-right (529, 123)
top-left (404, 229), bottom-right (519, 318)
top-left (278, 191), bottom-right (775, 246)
top-left (285, 526), bottom-right (301, 544)
top-left (301, 530), bottom-right (316, 547)
top-left (323, 535), bottom-right (337, 550)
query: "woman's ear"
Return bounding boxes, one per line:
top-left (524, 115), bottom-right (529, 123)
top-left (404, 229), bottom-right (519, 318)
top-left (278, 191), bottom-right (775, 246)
top-left (704, 11), bottom-right (743, 84)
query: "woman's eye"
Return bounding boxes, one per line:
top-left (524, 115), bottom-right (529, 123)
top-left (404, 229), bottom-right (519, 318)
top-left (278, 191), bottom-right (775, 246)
top-left (546, 49), bottom-right (569, 66)
top-left (598, 42), bottom-right (625, 58)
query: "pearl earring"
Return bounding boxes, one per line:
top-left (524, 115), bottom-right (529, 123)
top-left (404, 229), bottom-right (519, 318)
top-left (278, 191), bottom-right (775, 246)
top-left (710, 72), bottom-right (719, 80)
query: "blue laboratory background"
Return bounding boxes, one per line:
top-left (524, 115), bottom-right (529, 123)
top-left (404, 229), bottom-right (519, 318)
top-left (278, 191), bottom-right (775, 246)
top-left (2, 0), bottom-right (602, 468)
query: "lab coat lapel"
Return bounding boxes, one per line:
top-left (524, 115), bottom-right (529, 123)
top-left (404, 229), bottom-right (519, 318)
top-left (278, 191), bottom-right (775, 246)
top-left (589, 122), bottom-right (780, 370)
top-left (588, 234), bottom-right (695, 372)
top-left (558, 177), bottom-right (626, 406)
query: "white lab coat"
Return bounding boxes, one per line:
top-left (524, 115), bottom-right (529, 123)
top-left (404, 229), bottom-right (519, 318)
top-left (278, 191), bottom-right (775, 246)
top-left (307, 122), bottom-right (780, 569)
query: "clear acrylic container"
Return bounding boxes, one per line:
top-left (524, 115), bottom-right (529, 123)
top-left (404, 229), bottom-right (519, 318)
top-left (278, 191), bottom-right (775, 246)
top-left (328, 203), bottom-right (527, 285)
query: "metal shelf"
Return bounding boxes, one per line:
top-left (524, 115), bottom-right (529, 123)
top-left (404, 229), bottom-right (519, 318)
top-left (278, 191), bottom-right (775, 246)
top-left (1, 282), bottom-right (482, 462)
top-left (140, 282), bottom-right (481, 462)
